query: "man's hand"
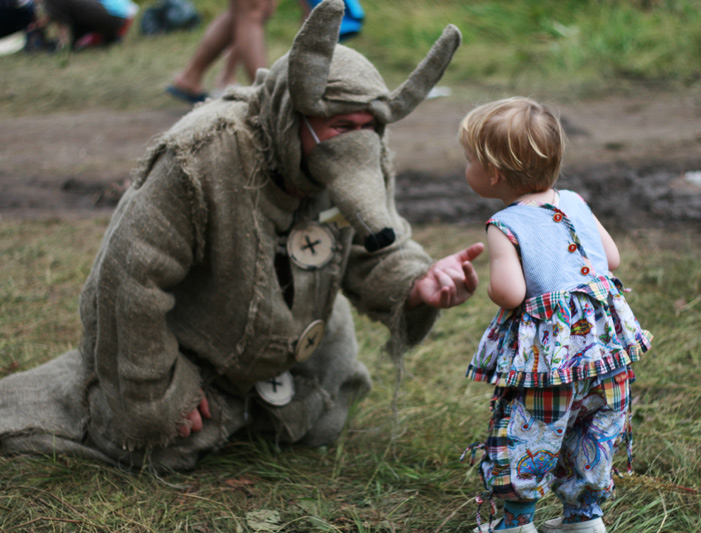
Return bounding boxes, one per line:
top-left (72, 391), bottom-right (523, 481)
top-left (177, 391), bottom-right (212, 437)
top-left (407, 242), bottom-right (485, 309)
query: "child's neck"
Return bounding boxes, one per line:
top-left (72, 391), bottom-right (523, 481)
top-left (505, 188), bottom-right (556, 206)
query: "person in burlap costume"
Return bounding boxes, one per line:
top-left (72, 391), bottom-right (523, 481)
top-left (0, 0), bottom-right (483, 471)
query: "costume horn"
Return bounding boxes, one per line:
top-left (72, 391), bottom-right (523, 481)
top-left (382, 24), bottom-right (462, 124)
top-left (288, 0), bottom-right (344, 116)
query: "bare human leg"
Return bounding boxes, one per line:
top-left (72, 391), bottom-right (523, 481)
top-left (215, 44), bottom-right (241, 89)
top-left (231, 0), bottom-right (276, 83)
top-left (171, 11), bottom-right (235, 96)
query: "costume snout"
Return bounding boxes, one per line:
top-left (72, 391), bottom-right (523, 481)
top-left (306, 129), bottom-right (396, 252)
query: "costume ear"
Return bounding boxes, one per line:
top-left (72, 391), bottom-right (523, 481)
top-left (288, 0), bottom-right (344, 115)
top-left (385, 24), bottom-right (462, 124)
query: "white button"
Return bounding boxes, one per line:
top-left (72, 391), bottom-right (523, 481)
top-left (287, 222), bottom-right (336, 269)
top-left (295, 319), bottom-right (325, 362)
top-left (255, 371), bottom-right (295, 406)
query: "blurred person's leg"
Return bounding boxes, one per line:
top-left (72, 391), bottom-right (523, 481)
top-left (172, 10), bottom-right (235, 97)
top-left (233, 0), bottom-right (276, 82)
top-left (215, 44), bottom-right (241, 89)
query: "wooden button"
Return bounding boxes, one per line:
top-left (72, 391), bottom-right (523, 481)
top-left (255, 371), bottom-right (294, 406)
top-left (295, 319), bottom-right (325, 362)
top-left (287, 222), bottom-right (335, 270)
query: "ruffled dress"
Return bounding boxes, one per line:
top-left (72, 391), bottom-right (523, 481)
top-left (466, 190), bottom-right (652, 388)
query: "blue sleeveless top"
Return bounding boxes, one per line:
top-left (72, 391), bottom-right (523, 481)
top-left (491, 190), bottom-right (609, 298)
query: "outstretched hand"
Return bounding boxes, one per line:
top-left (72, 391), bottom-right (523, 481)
top-left (407, 242), bottom-right (485, 309)
top-left (178, 390), bottom-right (212, 438)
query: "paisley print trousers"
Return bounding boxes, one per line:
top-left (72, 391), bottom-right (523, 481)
top-left (479, 372), bottom-right (630, 519)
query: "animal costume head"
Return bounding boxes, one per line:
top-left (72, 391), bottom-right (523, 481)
top-left (249, 0), bottom-right (461, 251)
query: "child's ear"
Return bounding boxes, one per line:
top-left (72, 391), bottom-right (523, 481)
top-left (488, 165), bottom-right (501, 185)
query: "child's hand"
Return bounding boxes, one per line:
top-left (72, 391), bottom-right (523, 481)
top-left (177, 390), bottom-right (212, 438)
top-left (407, 242), bottom-right (485, 309)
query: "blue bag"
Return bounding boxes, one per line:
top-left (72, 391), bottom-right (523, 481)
top-left (305, 0), bottom-right (365, 41)
top-left (140, 0), bottom-right (201, 35)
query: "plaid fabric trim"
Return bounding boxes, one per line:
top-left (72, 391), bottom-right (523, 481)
top-left (599, 371), bottom-right (630, 412)
top-left (487, 219), bottom-right (521, 257)
top-left (465, 336), bottom-right (651, 388)
top-left (523, 291), bottom-right (563, 320)
top-left (522, 386), bottom-right (573, 424)
top-left (523, 275), bottom-right (614, 319)
top-left (555, 205), bottom-right (596, 275)
top-left (484, 392), bottom-right (521, 500)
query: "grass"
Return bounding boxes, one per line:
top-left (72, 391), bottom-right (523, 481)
top-left (1, 0), bottom-right (700, 117)
top-left (0, 221), bottom-right (699, 531)
top-left (1, 0), bottom-right (700, 530)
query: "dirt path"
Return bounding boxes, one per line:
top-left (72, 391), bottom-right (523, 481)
top-left (1, 89), bottom-right (700, 232)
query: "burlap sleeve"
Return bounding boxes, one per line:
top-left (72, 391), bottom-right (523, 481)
top-left (84, 157), bottom-right (205, 449)
top-left (342, 213), bottom-right (439, 354)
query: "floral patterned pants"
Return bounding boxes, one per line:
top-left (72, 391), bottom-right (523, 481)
top-left (478, 372), bottom-right (630, 519)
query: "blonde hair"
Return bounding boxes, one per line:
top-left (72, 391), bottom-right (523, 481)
top-left (459, 97), bottom-right (566, 192)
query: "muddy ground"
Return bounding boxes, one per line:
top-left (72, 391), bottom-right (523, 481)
top-left (1, 88), bottom-right (700, 235)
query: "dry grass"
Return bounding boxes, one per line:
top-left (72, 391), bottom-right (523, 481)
top-left (1, 221), bottom-right (698, 531)
top-left (1, 1), bottom-right (699, 529)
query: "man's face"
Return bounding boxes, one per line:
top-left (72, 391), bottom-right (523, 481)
top-left (299, 111), bottom-right (377, 159)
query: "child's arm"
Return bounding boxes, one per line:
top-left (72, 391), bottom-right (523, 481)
top-left (594, 216), bottom-right (620, 271)
top-left (487, 225), bottom-right (526, 309)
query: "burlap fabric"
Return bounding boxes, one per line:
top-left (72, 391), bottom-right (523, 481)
top-left (0, 0), bottom-right (461, 471)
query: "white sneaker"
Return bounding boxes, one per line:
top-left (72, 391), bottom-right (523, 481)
top-left (539, 517), bottom-right (606, 533)
top-left (474, 518), bottom-right (539, 532)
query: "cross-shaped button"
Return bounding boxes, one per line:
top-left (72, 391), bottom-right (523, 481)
top-left (306, 333), bottom-right (317, 349)
top-left (267, 377), bottom-right (283, 393)
top-left (302, 234), bottom-right (321, 254)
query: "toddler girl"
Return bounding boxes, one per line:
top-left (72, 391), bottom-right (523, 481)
top-left (458, 97), bottom-right (652, 533)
